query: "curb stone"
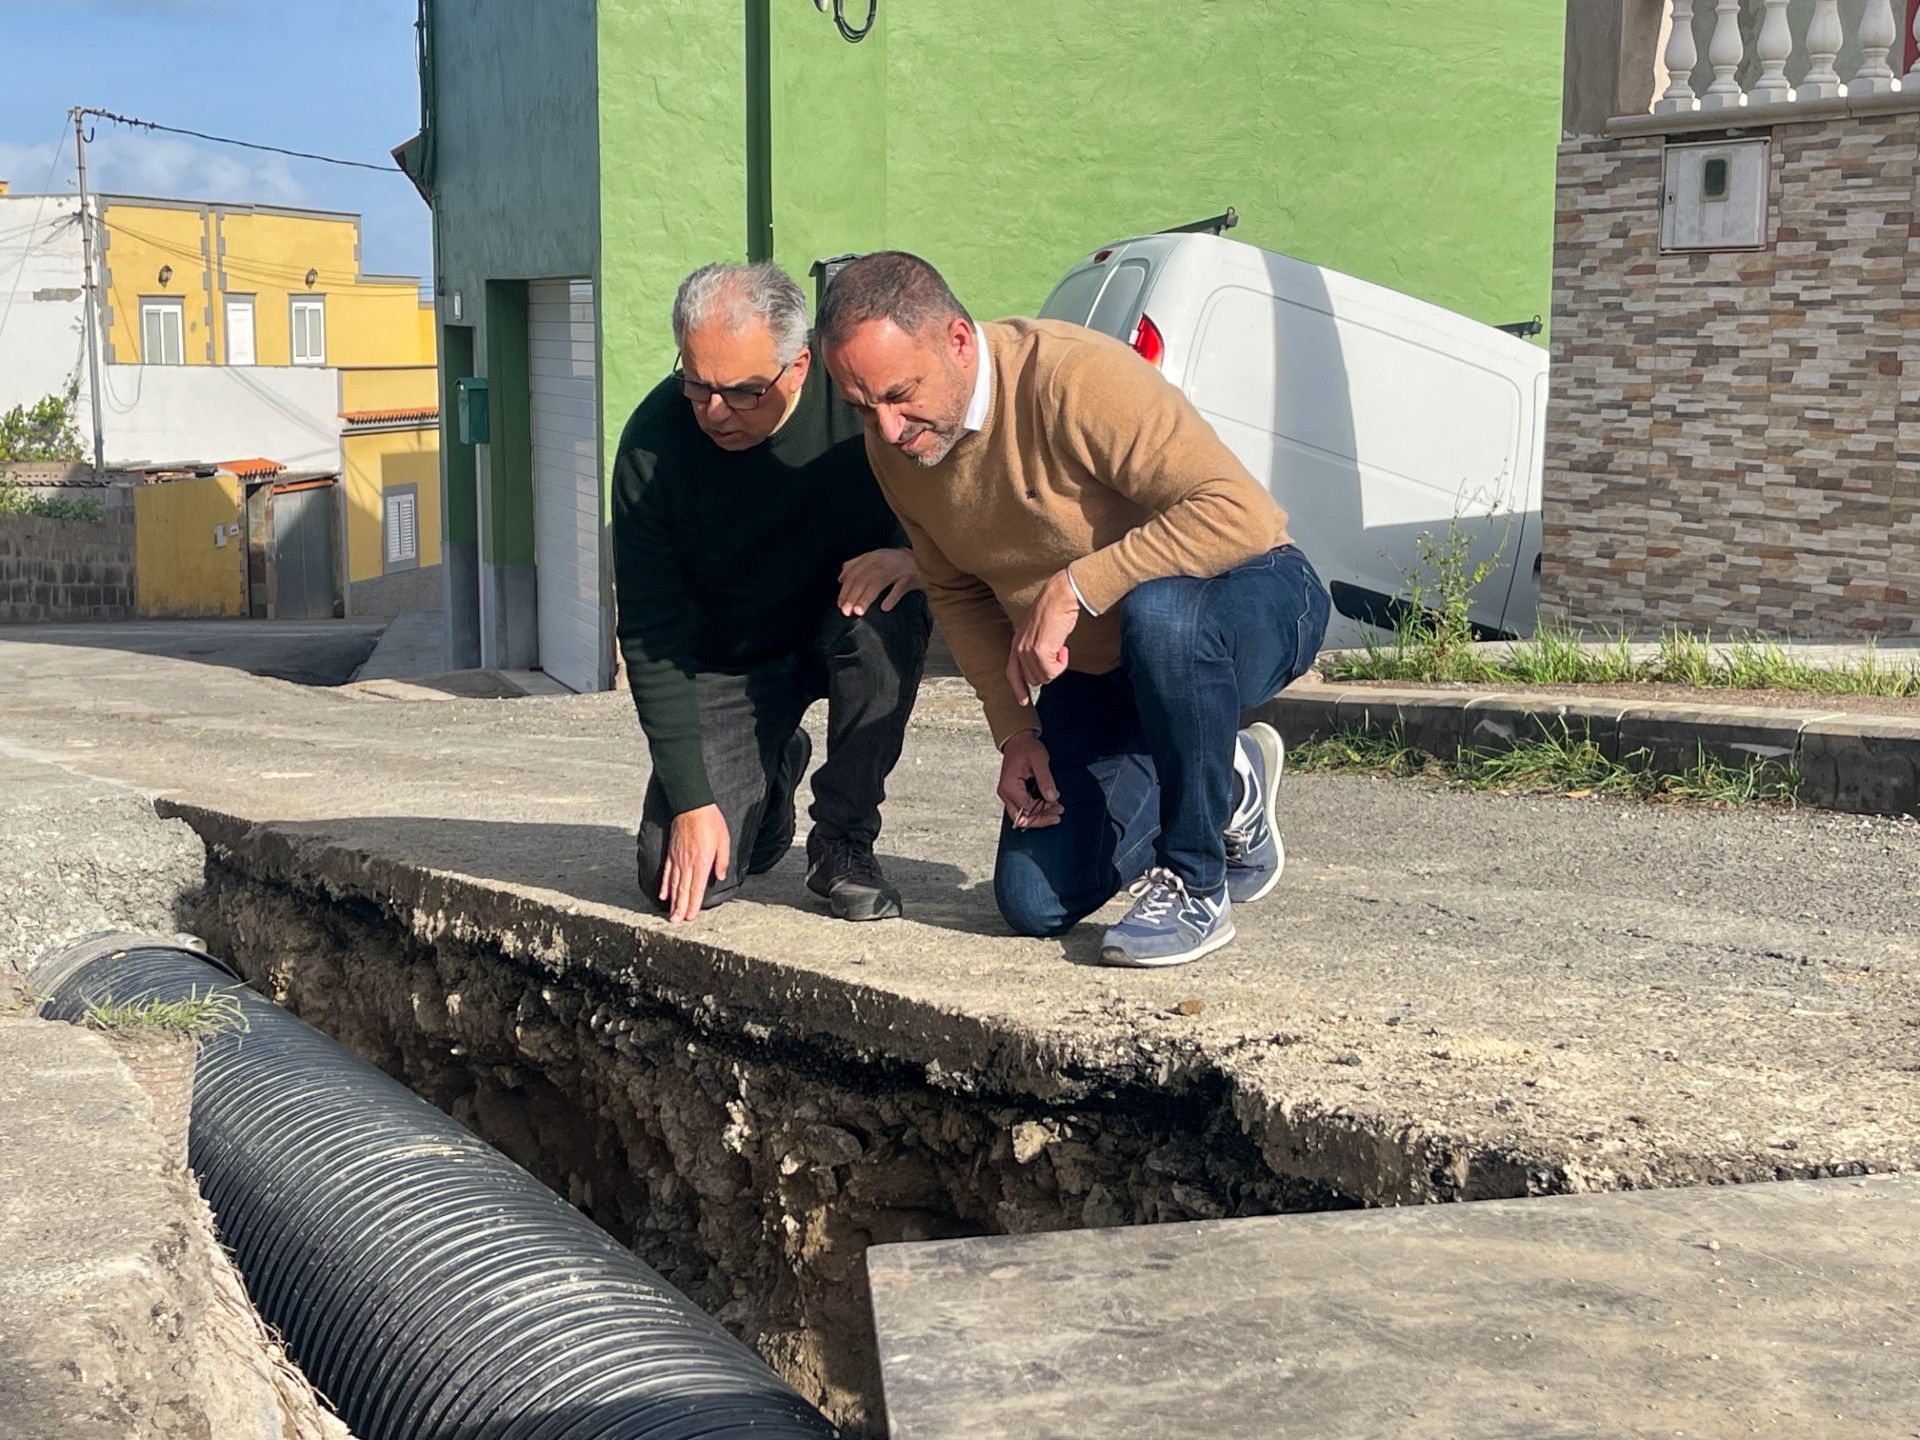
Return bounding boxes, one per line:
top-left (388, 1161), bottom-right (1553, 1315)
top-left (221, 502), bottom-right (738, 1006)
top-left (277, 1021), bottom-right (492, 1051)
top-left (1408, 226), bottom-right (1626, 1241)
top-left (1249, 687), bottom-right (1920, 817)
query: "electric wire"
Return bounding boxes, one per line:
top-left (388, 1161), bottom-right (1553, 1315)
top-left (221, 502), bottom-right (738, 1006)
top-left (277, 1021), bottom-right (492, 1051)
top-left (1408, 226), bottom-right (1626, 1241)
top-left (80, 108), bottom-right (402, 175)
top-left (99, 219), bottom-right (420, 294)
top-left (0, 123), bottom-right (74, 348)
top-left (834, 0), bottom-right (877, 42)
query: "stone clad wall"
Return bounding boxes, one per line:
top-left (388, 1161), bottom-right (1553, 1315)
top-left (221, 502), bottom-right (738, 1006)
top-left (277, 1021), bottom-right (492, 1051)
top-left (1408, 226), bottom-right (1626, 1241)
top-left (0, 511), bottom-right (136, 622)
top-left (1545, 112), bottom-right (1920, 636)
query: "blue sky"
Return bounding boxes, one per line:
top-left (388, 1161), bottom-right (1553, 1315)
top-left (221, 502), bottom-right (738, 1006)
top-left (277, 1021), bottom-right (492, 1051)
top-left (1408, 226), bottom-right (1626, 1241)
top-left (0, 0), bottom-right (432, 279)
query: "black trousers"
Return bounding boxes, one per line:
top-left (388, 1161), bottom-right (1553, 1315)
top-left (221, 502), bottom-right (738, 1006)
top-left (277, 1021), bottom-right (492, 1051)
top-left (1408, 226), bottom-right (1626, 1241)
top-left (635, 592), bottom-right (930, 910)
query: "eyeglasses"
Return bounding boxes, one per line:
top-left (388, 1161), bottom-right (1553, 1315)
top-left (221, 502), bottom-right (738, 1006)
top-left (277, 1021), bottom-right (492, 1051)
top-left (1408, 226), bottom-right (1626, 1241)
top-left (673, 355), bottom-right (790, 412)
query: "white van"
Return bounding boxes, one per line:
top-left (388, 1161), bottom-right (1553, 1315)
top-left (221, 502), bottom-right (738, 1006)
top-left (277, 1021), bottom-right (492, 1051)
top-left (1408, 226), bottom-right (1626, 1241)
top-left (1038, 231), bottom-right (1546, 649)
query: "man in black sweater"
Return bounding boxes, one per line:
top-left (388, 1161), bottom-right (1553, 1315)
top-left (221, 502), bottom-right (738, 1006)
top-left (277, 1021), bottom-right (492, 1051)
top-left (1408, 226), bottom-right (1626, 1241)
top-left (613, 262), bottom-right (929, 923)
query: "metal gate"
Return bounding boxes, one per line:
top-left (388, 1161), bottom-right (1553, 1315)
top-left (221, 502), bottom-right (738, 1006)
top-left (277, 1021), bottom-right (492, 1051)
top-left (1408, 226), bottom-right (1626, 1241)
top-left (269, 481), bottom-right (339, 621)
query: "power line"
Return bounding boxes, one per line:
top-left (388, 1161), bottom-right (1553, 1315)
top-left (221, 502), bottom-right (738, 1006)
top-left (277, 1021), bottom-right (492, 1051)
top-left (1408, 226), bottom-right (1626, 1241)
top-left (103, 218), bottom-right (416, 292)
top-left (79, 107), bottom-right (402, 175)
top-left (0, 121), bottom-right (74, 349)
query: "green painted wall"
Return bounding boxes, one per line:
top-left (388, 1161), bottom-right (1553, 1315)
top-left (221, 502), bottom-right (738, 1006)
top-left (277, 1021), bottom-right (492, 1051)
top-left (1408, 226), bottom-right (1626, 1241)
top-left (428, 0), bottom-right (599, 567)
top-left (483, 281), bottom-right (535, 568)
top-left (440, 323), bottom-right (477, 547)
top-left (594, 0), bottom-right (1564, 454)
top-left (597, 2), bottom-right (746, 462)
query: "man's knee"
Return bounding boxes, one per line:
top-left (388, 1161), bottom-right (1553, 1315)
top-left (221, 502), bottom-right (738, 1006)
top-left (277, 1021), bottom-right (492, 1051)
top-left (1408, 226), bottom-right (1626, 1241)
top-left (824, 589), bottom-right (929, 655)
top-left (1120, 575), bottom-right (1212, 670)
top-left (993, 852), bottom-right (1076, 938)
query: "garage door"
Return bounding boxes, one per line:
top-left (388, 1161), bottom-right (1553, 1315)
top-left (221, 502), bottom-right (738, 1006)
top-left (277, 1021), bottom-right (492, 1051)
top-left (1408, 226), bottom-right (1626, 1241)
top-left (528, 278), bottom-right (603, 693)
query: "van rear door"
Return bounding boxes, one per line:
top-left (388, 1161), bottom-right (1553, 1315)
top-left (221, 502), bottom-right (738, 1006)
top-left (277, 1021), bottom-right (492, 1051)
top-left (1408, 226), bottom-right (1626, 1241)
top-left (1040, 237), bottom-right (1181, 349)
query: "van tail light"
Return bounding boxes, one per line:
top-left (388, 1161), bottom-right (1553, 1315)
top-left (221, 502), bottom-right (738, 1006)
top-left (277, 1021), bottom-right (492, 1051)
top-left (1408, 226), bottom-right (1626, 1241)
top-left (1092, 248), bottom-right (1113, 263)
top-left (1130, 314), bottom-right (1165, 367)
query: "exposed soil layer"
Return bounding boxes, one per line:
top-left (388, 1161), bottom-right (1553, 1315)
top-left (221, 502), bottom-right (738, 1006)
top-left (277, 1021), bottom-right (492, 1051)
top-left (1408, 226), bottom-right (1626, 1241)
top-left (185, 858), bottom-right (1350, 1435)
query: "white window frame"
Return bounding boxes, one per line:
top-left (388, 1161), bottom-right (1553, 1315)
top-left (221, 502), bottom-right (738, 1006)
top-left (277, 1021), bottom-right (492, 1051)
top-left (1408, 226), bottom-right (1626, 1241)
top-left (291, 295), bottom-right (327, 366)
top-left (224, 294), bottom-right (256, 365)
top-left (383, 484), bottom-right (420, 571)
top-left (139, 297), bottom-right (185, 365)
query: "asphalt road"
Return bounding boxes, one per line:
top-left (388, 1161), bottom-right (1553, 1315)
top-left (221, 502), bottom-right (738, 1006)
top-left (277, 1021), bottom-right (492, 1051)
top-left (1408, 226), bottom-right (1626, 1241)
top-left (0, 620), bottom-right (384, 687)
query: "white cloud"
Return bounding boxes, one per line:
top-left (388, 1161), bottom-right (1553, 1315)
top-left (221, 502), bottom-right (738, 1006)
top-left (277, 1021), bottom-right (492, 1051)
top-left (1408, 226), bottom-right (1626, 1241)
top-left (0, 132), bottom-right (309, 208)
top-left (91, 133), bottom-right (309, 206)
top-left (0, 138), bottom-right (69, 196)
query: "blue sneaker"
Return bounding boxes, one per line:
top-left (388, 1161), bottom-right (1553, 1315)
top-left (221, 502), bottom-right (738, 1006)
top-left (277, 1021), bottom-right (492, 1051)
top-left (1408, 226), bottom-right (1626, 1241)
top-left (1225, 722), bottom-right (1285, 905)
top-left (1100, 868), bottom-right (1235, 968)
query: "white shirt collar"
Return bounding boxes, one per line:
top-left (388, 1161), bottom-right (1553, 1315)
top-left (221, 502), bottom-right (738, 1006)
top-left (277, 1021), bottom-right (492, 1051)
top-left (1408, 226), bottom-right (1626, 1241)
top-left (962, 324), bottom-right (992, 433)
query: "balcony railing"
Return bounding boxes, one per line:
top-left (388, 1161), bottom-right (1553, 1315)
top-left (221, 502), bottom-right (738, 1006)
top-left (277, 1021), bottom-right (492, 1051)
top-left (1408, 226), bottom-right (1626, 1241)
top-left (1631, 0), bottom-right (1920, 125)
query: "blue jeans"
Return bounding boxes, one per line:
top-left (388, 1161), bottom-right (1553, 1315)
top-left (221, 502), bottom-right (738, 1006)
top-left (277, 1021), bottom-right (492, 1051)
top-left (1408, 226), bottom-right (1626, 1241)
top-left (994, 546), bottom-right (1330, 937)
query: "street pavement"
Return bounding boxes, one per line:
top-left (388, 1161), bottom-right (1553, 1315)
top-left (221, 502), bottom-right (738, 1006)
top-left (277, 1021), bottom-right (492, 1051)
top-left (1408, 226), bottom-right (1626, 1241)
top-left (0, 627), bottom-right (1915, 1203)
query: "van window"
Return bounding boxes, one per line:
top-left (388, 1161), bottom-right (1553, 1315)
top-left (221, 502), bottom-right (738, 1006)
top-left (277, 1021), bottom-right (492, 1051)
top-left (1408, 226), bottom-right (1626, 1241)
top-left (1087, 259), bottom-right (1149, 340)
top-left (1038, 265), bottom-right (1108, 326)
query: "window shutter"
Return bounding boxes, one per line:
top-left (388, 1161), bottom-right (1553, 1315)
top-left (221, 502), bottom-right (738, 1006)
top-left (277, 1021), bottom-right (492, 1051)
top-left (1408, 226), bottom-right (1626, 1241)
top-left (385, 491), bottom-right (419, 566)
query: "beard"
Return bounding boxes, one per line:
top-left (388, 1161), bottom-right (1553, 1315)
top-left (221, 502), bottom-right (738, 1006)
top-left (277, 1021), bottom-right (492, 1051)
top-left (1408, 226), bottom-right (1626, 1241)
top-left (905, 351), bottom-right (973, 467)
top-left (907, 418), bottom-right (966, 468)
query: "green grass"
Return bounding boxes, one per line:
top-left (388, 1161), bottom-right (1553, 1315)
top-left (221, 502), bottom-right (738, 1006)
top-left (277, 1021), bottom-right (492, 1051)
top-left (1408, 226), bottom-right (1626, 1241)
top-left (1293, 722), bottom-right (1800, 808)
top-left (1326, 625), bottom-right (1920, 699)
top-left (82, 987), bottom-right (250, 1038)
top-left (0, 480), bottom-right (104, 524)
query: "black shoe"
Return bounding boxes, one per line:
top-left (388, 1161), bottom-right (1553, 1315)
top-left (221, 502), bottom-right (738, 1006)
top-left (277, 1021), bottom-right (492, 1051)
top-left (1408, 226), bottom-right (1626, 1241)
top-left (747, 729), bottom-right (812, 876)
top-left (805, 829), bottom-right (903, 921)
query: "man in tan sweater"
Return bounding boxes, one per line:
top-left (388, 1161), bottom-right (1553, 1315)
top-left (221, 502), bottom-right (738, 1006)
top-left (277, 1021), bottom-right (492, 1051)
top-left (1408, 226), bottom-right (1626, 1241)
top-left (818, 252), bottom-right (1330, 967)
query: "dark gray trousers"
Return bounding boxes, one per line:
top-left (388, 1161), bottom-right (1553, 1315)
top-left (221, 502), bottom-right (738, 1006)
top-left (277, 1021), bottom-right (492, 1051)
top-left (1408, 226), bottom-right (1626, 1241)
top-left (635, 592), bottom-right (930, 911)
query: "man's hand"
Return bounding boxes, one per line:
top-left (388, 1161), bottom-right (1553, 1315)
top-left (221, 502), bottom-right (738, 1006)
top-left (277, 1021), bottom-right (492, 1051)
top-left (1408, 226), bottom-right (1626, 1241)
top-left (659, 804), bottom-right (730, 922)
top-left (1007, 568), bottom-right (1082, 705)
top-left (838, 547), bottom-right (923, 617)
top-left (997, 730), bottom-right (1063, 829)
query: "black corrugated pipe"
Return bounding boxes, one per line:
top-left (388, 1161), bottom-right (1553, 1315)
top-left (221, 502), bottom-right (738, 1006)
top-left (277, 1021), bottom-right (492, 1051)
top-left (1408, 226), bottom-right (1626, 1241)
top-left (33, 932), bottom-right (839, 1440)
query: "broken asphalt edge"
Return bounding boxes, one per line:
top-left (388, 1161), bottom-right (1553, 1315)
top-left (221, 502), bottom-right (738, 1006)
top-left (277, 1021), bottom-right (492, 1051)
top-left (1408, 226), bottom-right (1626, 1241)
top-left (1254, 687), bottom-right (1920, 816)
top-left (153, 799), bottom-right (1912, 1215)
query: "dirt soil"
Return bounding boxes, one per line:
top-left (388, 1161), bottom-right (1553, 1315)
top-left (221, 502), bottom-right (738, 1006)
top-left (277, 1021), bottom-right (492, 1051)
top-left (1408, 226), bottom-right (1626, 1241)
top-left (1331, 678), bottom-right (1920, 719)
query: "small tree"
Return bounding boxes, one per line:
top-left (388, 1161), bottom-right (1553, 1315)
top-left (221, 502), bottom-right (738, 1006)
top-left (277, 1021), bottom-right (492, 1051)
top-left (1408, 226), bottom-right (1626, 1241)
top-left (0, 379), bottom-right (84, 464)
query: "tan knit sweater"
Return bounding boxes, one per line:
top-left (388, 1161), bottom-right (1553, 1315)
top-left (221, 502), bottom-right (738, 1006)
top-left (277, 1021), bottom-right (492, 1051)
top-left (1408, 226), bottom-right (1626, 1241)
top-left (867, 318), bottom-right (1291, 745)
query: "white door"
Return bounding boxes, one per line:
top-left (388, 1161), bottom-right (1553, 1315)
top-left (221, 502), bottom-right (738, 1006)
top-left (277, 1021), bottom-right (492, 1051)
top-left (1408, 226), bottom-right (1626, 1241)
top-left (527, 278), bottom-right (603, 693)
top-left (225, 298), bottom-right (255, 365)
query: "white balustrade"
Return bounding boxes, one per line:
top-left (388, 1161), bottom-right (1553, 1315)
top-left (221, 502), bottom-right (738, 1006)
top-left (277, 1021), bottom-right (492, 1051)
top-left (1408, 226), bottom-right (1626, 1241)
top-left (1656, 0), bottom-right (1700, 113)
top-left (1799, 0), bottom-right (1846, 100)
top-left (1646, 0), bottom-right (1920, 120)
top-left (1852, 0), bottom-right (1902, 95)
top-left (1750, 0), bottom-right (1794, 102)
top-left (1701, 0), bottom-right (1748, 107)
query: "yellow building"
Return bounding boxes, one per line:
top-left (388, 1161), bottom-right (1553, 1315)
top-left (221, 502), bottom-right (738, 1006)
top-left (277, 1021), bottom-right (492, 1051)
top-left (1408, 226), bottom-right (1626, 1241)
top-left (99, 195), bottom-right (434, 369)
top-left (339, 366), bottom-right (442, 615)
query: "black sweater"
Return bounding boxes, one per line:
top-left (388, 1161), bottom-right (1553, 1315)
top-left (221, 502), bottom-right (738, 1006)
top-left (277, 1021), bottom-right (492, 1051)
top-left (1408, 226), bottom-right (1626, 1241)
top-left (611, 368), bottom-right (902, 814)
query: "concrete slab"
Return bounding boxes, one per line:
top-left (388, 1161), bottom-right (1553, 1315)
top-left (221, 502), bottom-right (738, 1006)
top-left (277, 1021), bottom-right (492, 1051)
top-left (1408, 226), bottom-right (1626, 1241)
top-left (0, 632), bottom-right (1912, 1210)
top-left (1799, 716), bottom-right (1920, 816)
top-left (0, 1015), bottom-right (346, 1439)
top-left (348, 609), bottom-right (445, 682)
top-left (0, 746), bottom-right (204, 977)
top-left (868, 1174), bottom-right (1920, 1439)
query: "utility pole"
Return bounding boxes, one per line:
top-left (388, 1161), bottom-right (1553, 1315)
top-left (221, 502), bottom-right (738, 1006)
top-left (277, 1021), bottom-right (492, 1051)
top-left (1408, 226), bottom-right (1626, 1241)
top-left (72, 107), bottom-right (106, 479)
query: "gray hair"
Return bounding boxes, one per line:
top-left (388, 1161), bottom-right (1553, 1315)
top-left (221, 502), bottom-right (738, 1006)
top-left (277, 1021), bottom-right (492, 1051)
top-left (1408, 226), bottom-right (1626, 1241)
top-left (816, 251), bottom-right (971, 350)
top-left (670, 262), bottom-right (810, 364)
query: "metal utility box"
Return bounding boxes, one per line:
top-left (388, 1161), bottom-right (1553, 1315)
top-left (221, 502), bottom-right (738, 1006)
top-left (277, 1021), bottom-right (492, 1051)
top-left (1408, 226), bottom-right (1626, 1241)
top-left (455, 375), bottom-right (490, 445)
top-left (1662, 138), bottom-right (1769, 252)
top-left (810, 253), bottom-right (861, 313)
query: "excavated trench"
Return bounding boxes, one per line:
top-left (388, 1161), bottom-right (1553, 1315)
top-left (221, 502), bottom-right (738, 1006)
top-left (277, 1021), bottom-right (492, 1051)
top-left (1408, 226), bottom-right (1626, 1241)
top-left (180, 848), bottom-right (1357, 1437)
